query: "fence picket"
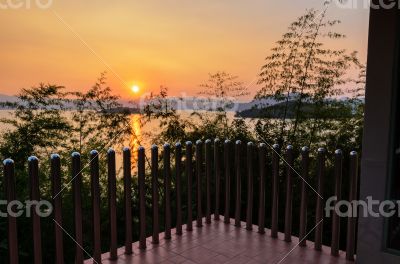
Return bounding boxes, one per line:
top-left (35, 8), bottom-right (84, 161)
top-left (90, 150), bottom-right (102, 262)
top-left (71, 152), bottom-right (84, 263)
top-left (4, 159), bottom-right (19, 264)
top-left (123, 147), bottom-right (133, 254)
top-left (51, 154), bottom-right (64, 264)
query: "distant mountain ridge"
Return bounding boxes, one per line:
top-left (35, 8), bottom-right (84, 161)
top-left (0, 94), bottom-right (19, 109)
top-left (0, 93), bottom-right (285, 112)
top-left (0, 93), bottom-right (363, 115)
top-left (0, 93), bottom-right (18, 101)
top-left (155, 96), bottom-right (285, 112)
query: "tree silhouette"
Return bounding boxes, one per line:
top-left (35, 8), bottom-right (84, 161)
top-left (256, 6), bottom-right (359, 144)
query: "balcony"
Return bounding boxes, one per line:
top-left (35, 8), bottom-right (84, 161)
top-left (3, 139), bottom-right (358, 263)
top-left (84, 220), bottom-right (352, 264)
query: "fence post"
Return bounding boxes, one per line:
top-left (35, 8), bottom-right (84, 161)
top-left (234, 140), bottom-right (242, 227)
top-left (314, 148), bottom-right (326, 251)
top-left (299, 147), bottom-right (309, 247)
top-left (246, 142), bottom-right (254, 231)
top-left (123, 147), bottom-right (133, 254)
top-left (51, 154), bottom-right (64, 264)
top-left (175, 142), bottom-right (183, 235)
top-left (108, 148), bottom-right (118, 260)
top-left (271, 144), bottom-right (280, 238)
top-left (89, 150), bottom-right (102, 263)
top-left (284, 145), bottom-right (294, 242)
top-left (138, 146), bottom-right (147, 250)
top-left (28, 156), bottom-right (42, 264)
top-left (258, 143), bottom-right (267, 234)
top-left (205, 139), bottom-right (212, 224)
top-left (164, 143), bottom-right (172, 239)
top-left (346, 151), bottom-right (358, 261)
top-left (71, 152), bottom-right (84, 263)
top-left (151, 145), bottom-right (159, 244)
top-left (214, 138), bottom-right (221, 220)
top-left (331, 149), bottom-right (343, 256)
top-left (186, 141), bottom-right (193, 231)
top-left (224, 139), bottom-right (232, 224)
top-left (196, 140), bottom-right (203, 227)
top-left (4, 159), bottom-right (18, 264)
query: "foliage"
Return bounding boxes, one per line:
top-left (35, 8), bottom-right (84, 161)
top-left (0, 6), bottom-right (368, 263)
top-left (0, 84), bottom-right (70, 168)
top-left (0, 74), bottom-right (133, 263)
top-left (199, 71), bottom-right (249, 111)
top-left (69, 72), bottom-right (133, 153)
top-left (142, 73), bottom-right (254, 144)
top-left (0, 73), bottom-right (132, 162)
top-left (256, 7), bottom-right (362, 146)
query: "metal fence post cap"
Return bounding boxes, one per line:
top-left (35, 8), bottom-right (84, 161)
top-left (205, 139), bottom-right (212, 144)
top-left (90, 150), bottom-right (98, 156)
top-left (185, 141), bottom-right (192, 146)
top-left (107, 148), bottom-right (115, 154)
top-left (318, 147), bottom-right (326, 153)
top-left (214, 138), bottom-right (220, 143)
top-left (273, 144), bottom-right (280, 149)
top-left (224, 139), bottom-right (231, 144)
top-left (259, 143), bottom-right (267, 148)
top-left (28, 156), bottom-right (39, 162)
top-left (71, 152), bottom-right (80, 158)
top-left (175, 142), bottom-right (182, 147)
top-left (164, 143), bottom-right (170, 148)
top-left (286, 145), bottom-right (293, 150)
top-left (335, 149), bottom-right (343, 155)
top-left (301, 146), bottom-right (309, 153)
top-left (247, 142), bottom-right (254, 146)
top-left (236, 140), bottom-right (242, 145)
top-left (123, 147), bottom-right (130, 152)
top-left (350, 151), bottom-right (358, 156)
top-left (196, 140), bottom-right (202, 145)
top-left (51, 153), bottom-right (60, 160)
top-left (3, 158), bottom-right (14, 166)
top-left (151, 144), bottom-right (158, 150)
top-left (138, 146), bottom-right (145, 151)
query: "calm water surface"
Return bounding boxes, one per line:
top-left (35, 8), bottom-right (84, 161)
top-left (0, 110), bottom-right (252, 176)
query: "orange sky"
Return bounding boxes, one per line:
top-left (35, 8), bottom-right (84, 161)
top-left (0, 0), bottom-right (369, 101)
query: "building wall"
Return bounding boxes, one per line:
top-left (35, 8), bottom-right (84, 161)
top-left (357, 2), bottom-right (400, 263)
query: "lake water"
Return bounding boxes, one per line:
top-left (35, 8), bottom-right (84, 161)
top-left (0, 110), bottom-right (249, 148)
top-left (0, 110), bottom-right (251, 174)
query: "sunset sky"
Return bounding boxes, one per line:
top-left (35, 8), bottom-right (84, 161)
top-left (0, 0), bottom-right (370, 100)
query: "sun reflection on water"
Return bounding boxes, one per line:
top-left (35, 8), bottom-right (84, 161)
top-left (129, 114), bottom-right (142, 166)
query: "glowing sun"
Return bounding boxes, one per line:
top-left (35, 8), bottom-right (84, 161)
top-left (131, 85), bottom-right (140, 94)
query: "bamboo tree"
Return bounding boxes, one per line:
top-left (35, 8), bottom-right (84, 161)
top-left (257, 11), bottom-right (313, 144)
top-left (257, 7), bottom-right (359, 145)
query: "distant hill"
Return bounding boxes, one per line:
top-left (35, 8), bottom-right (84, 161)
top-left (235, 98), bottom-right (279, 112)
top-left (0, 94), bottom-right (19, 108)
top-left (0, 93), bottom-right (362, 118)
top-left (236, 100), bottom-right (357, 119)
top-left (0, 94), bottom-right (18, 101)
top-left (149, 96), bottom-right (286, 112)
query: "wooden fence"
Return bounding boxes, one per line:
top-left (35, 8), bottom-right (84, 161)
top-left (2, 139), bottom-right (359, 263)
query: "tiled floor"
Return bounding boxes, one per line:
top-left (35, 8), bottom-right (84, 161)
top-left (85, 219), bottom-right (353, 264)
